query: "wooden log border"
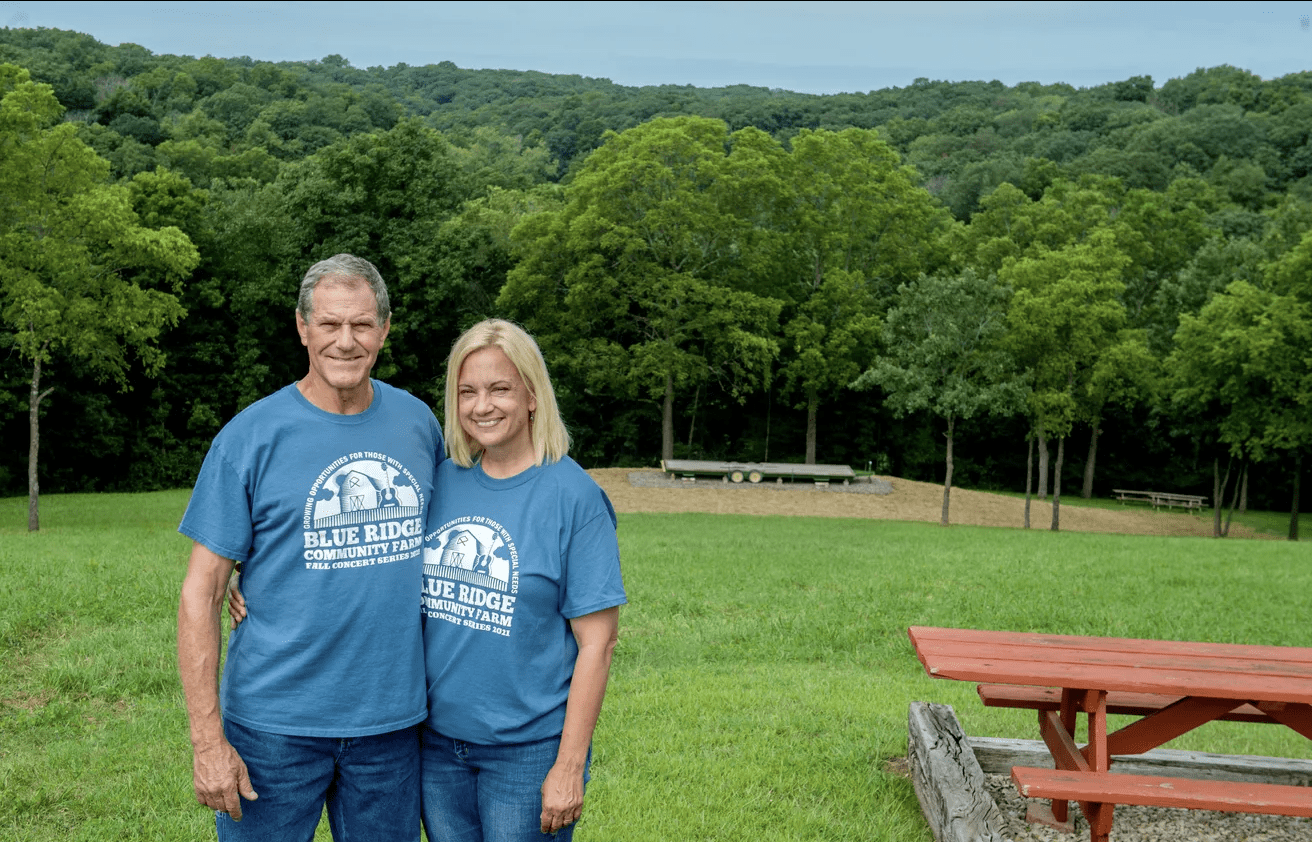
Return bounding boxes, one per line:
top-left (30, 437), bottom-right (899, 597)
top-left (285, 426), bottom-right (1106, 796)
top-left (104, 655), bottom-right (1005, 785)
top-left (908, 701), bottom-right (1312, 842)
top-left (908, 701), bottom-right (1010, 842)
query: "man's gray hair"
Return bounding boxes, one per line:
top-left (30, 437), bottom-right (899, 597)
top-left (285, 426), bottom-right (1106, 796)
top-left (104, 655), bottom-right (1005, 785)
top-left (296, 254), bottom-right (391, 327)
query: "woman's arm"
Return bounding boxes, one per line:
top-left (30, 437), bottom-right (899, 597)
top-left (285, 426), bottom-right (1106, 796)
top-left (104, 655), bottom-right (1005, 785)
top-left (226, 568), bottom-right (247, 625)
top-left (539, 605), bottom-right (620, 834)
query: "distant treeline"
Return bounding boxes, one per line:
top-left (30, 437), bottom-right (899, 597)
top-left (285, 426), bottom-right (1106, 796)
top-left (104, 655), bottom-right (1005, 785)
top-left (2, 26), bottom-right (1310, 517)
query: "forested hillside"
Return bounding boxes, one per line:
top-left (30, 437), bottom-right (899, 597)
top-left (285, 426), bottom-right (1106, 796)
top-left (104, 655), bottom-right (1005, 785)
top-left (3, 26), bottom-right (1310, 526)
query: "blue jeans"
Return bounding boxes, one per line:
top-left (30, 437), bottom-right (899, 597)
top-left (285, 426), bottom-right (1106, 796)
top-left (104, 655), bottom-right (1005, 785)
top-left (218, 718), bottom-right (421, 842)
top-left (420, 727), bottom-right (590, 842)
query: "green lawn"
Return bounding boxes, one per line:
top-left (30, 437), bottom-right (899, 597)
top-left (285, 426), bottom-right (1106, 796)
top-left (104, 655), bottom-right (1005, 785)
top-left (3, 491), bottom-right (1311, 840)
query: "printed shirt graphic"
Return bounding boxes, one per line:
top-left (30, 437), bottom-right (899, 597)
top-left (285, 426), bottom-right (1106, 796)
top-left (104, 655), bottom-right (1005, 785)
top-left (424, 516), bottom-right (520, 638)
top-left (422, 458), bottom-right (625, 745)
top-left (303, 455), bottom-right (425, 569)
top-left (179, 381), bottom-right (441, 737)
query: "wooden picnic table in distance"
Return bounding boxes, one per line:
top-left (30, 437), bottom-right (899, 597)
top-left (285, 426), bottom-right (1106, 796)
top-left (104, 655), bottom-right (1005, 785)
top-left (907, 625), bottom-right (1312, 842)
top-left (1112, 488), bottom-right (1207, 510)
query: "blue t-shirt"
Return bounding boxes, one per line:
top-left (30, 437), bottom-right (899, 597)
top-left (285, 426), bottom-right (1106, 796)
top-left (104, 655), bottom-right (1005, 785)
top-left (421, 457), bottom-right (626, 745)
top-left (180, 381), bottom-right (443, 737)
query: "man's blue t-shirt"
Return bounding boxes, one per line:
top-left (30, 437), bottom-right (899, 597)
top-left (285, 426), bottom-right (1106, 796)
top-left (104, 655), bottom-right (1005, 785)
top-left (180, 381), bottom-right (443, 737)
top-left (421, 457), bottom-right (626, 745)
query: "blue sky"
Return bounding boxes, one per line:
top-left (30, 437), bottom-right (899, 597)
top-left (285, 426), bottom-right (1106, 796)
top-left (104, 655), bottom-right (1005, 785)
top-left (5, 1), bottom-right (1312, 94)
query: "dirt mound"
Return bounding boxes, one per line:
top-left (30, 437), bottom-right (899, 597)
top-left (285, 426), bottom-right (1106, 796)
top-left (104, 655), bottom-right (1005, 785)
top-left (588, 468), bottom-right (1260, 539)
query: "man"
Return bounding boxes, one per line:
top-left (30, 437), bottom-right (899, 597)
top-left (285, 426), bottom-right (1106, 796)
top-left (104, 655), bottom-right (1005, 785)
top-left (177, 254), bottom-right (442, 841)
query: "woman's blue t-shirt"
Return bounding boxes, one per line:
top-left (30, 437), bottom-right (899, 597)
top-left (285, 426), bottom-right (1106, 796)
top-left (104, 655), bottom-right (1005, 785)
top-left (421, 457), bottom-right (626, 745)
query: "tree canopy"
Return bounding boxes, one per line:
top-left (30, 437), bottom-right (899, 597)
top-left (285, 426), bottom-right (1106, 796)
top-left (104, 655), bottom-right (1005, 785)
top-left (3, 28), bottom-right (1312, 530)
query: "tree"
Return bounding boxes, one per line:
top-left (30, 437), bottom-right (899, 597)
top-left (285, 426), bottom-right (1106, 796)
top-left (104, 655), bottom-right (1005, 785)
top-left (1149, 235), bottom-right (1265, 353)
top-left (500, 117), bottom-right (781, 462)
top-left (1077, 330), bottom-right (1157, 498)
top-left (778, 128), bottom-right (947, 463)
top-left (1167, 281), bottom-right (1312, 538)
top-left (0, 65), bottom-right (198, 529)
top-left (856, 269), bottom-right (1024, 525)
top-left (970, 177), bottom-right (1173, 504)
top-left (430, 185), bottom-right (564, 335)
top-left (1000, 229), bottom-right (1131, 529)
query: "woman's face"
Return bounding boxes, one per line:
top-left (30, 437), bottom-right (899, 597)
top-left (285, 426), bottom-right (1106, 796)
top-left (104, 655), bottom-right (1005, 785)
top-left (457, 346), bottom-right (537, 470)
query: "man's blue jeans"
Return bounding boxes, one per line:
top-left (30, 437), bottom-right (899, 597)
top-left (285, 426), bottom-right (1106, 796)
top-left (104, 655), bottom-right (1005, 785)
top-left (420, 727), bottom-right (590, 841)
top-left (218, 718), bottom-right (421, 842)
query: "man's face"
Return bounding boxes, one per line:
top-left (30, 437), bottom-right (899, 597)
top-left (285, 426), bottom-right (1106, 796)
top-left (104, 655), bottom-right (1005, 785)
top-left (296, 277), bottom-right (389, 397)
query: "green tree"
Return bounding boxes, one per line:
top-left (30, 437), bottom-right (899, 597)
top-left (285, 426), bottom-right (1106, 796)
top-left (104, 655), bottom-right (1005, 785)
top-left (1149, 236), bottom-right (1266, 353)
top-left (778, 128), bottom-right (947, 463)
top-left (1000, 229), bottom-right (1131, 529)
top-left (855, 269), bottom-right (1025, 525)
top-left (0, 65), bottom-right (198, 529)
top-left (1167, 281), bottom-right (1312, 538)
top-left (430, 185), bottom-right (564, 335)
top-left (501, 117), bottom-right (782, 462)
top-left (1077, 329), bottom-right (1158, 498)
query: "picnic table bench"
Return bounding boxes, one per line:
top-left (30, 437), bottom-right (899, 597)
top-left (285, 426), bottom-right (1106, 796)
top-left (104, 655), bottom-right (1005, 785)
top-left (660, 459), bottom-right (856, 486)
top-left (1112, 488), bottom-right (1207, 510)
top-left (908, 625), bottom-right (1312, 842)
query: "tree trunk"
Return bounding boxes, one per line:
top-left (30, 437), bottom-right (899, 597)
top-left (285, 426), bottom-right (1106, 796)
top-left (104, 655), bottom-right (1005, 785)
top-left (28, 356), bottom-right (53, 533)
top-left (1212, 456), bottom-right (1233, 539)
top-left (1222, 457), bottom-right (1244, 538)
top-left (1290, 452), bottom-right (1302, 542)
top-left (1024, 434), bottom-right (1033, 530)
top-left (661, 371), bottom-right (674, 463)
top-left (1082, 418), bottom-right (1101, 499)
top-left (1050, 436), bottom-right (1064, 532)
top-left (686, 384), bottom-right (699, 450)
top-left (1036, 427), bottom-right (1049, 501)
top-left (1239, 464), bottom-right (1249, 514)
top-left (940, 417), bottom-right (954, 527)
top-left (804, 388), bottom-right (818, 465)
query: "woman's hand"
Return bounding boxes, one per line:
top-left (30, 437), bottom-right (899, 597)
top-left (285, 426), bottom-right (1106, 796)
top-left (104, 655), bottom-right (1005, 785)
top-left (539, 760), bottom-right (584, 834)
top-left (539, 605), bottom-right (620, 834)
top-left (226, 570), bottom-right (248, 628)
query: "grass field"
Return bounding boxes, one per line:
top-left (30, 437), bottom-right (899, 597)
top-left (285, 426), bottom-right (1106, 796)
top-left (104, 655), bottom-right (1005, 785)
top-left (2, 490), bottom-right (1311, 841)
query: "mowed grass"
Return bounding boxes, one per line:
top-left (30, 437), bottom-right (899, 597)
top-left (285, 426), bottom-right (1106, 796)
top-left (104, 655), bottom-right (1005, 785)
top-left (3, 492), bottom-right (1312, 841)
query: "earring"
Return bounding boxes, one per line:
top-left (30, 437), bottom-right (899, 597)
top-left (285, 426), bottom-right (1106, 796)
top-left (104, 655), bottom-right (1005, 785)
top-left (530, 411), bottom-right (535, 422)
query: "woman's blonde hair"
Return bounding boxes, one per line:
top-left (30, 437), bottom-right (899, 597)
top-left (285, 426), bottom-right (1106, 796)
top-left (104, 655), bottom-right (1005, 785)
top-left (444, 319), bottom-right (570, 468)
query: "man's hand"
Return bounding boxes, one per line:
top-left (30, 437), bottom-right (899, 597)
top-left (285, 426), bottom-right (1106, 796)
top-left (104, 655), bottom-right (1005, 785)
top-left (179, 543), bottom-right (256, 819)
top-left (192, 739), bottom-right (258, 820)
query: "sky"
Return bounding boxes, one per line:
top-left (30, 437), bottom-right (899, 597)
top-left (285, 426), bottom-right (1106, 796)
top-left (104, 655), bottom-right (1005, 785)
top-left (4, 1), bottom-right (1312, 95)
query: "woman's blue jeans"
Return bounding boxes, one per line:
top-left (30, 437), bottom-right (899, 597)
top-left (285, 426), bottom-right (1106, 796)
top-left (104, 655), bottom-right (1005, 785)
top-left (420, 727), bottom-right (590, 842)
top-left (217, 718), bottom-right (421, 842)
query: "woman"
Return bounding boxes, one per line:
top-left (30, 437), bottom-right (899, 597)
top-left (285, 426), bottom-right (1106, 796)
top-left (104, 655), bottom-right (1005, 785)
top-left (419, 319), bottom-right (625, 840)
top-left (232, 319), bottom-right (625, 840)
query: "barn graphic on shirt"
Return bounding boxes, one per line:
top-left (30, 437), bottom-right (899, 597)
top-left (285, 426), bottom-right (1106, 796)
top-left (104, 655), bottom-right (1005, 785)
top-left (308, 458), bottom-right (421, 528)
top-left (339, 470), bottom-right (380, 512)
top-left (423, 520), bottom-right (512, 592)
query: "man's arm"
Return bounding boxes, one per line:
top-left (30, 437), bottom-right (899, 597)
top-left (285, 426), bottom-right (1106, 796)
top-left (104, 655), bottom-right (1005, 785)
top-left (539, 605), bottom-right (620, 834)
top-left (177, 542), bottom-right (258, 819)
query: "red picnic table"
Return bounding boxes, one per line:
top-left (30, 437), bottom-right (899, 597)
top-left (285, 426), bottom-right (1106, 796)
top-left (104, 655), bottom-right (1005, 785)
top-left (908, 625), bottom-right (1312, 842)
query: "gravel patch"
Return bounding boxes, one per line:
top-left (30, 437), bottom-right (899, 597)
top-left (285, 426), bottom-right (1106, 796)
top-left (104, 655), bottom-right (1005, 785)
top-left (985, 773), bottom-right (1312, 841)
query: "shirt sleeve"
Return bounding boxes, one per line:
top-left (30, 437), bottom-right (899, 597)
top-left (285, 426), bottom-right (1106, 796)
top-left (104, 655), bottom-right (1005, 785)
top-left (178, 442), bottom-right (254, 563)
top-left (559, 486), bottom-right (626, 619)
